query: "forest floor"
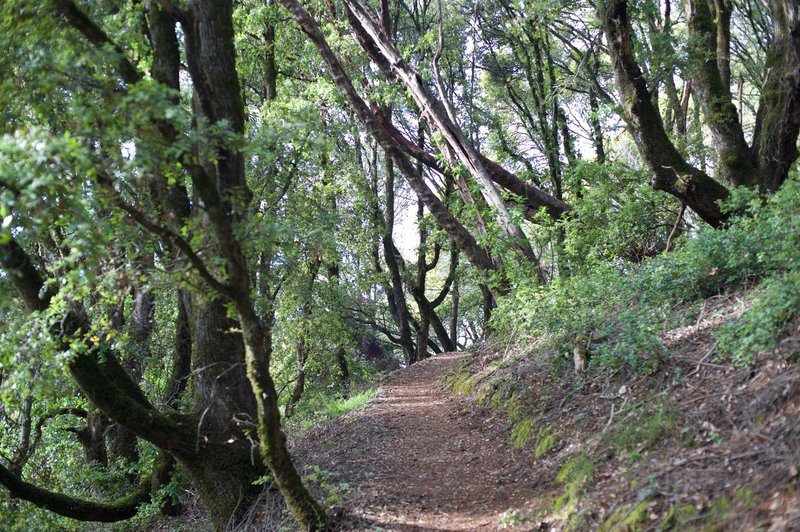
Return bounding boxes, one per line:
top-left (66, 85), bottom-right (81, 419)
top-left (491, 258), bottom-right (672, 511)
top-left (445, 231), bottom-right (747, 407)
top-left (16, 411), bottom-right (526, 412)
top-left (230, 293), bottom-right (800, 531)
top-left (290, 352), bottom-right (536, 531)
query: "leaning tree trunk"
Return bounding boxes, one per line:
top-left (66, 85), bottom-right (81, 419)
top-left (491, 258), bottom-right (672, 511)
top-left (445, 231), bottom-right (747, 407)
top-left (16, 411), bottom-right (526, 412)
top-left (279, 0), bottom-right (500, 281)
top-left (603, 0), bottom-right (800, 206)
top-left (343, 0), bottom-right (538, 264)
top-left (600, 0), bottom-right (730, 227)
top-left (684, 0), bottom-right (757, 187)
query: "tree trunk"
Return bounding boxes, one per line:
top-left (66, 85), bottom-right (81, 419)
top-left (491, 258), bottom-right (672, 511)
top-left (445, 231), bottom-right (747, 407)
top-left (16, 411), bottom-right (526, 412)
top-left (414, 198), bottom-right (430, 362)
top-left (79, 407), bottom-right (109, 467)
top-left (383, 155), bottom-right (416, 365)
top-left (237, 308), bottom-right (327, 530)
top-left (184, 296), bottom-right (265, 528)
top-left (449, 258), bottom-right (459, 349)
top-left (263, 0), bottom-right (278, 103)
top-left (164, 291), bottom-right (192, 405)
top-left (601, 0), bottom-right (730, 227)
top-left (753, 0), bottom-right (800, 192)
top-left (181, 1), bottom-right (315, 524)
top-left (108, 287), bottom-right (155, 464)
top-left (286, 256), bottom-right (321, 418)
top-left (334, 346), bottom-right (351, 399)
top-left (480, 284), bottom-right (495, 338)
top-left (181, 1), bottom-right (326, 526)
top-left (579, 68), bottom-right (606, 163)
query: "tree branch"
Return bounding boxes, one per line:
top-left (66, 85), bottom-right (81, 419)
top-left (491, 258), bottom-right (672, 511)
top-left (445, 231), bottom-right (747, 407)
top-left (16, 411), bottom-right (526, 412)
top-left (0, 238), bottom-right (55, 312)
top-left (0, 460), bottom-right (152, 522)
top-left (372, 106), bottom-right (572, 220)
top-left (0, 234), bottom-right (191, 454)
top-left (97, 175), bottom-right (236, 300)
top-left (51, 0), bottom-right (143, 86)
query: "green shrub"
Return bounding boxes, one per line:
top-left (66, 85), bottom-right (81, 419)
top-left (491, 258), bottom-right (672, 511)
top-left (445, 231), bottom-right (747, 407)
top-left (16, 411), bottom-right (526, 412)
top-left (323, 388), bottom-right (376, 417)
top-left (493, 172), bottom-right (800, 372)
top-left (606, 402), bottom-right (676, 456)
top-left (716, 271), bottom-right (800, 366)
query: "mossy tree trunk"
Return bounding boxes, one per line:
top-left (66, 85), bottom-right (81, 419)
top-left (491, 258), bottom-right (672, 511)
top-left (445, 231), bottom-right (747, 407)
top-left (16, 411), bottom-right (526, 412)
top-left (601, 0), bottom-right (730, 227)
top-left (684, 0), bottom-right (757, 187)
top-left (0, 1), bottom-right (316, 529)
top-left (180, 0), bottom-right (327, 527)
top-left (753, 0), bottom-right (800, 192)
top-left (601, 0), bottom-right (800, 213)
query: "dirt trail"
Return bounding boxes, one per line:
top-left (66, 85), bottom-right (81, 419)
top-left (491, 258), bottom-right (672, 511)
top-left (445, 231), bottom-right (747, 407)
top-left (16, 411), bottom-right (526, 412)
top-left (294, 352), bottom-right (538, 531)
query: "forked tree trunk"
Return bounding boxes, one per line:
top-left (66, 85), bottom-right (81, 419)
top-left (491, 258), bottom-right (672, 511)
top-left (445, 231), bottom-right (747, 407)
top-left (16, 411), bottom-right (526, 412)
top-left (603, 0), bottom-right (800, 209)
top-left (601, 0), bottom-right (730, 227)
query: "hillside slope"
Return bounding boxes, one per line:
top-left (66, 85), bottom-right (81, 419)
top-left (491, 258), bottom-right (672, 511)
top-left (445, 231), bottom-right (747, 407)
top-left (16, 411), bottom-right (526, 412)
top-left (261, 289), bottom-right (800, 531)
top-left (442, 293), bottom-right (800, 530)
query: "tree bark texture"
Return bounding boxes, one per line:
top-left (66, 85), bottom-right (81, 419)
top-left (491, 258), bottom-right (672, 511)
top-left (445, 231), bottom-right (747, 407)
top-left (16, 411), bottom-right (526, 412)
top-left (753, 0), bottom-right (800, 192)
top-left (601, 0), bottom-right (730, 227)
top-left (604, 0), bottom-right (800, 206)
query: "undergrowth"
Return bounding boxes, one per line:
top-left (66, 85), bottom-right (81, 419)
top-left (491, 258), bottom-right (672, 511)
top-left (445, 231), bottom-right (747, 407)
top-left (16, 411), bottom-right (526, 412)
top-left (282, 357), bottom-right (381, 429)
top-left (290, 386), bottom-right (378, 430)
top-left (493, 173), bottom-right (800, 372)
top-left (322, 388), bottom-right (376, 418)
top-left (443, 361), bottom-right (476, 394)
top-left (439, 175), bottom-right (800, 531)
top-left (606, 401), bottom-right (676, 459)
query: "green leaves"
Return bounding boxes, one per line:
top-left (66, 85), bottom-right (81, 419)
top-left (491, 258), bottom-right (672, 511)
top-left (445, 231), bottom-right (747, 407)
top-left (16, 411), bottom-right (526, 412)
top-left (493, 170), bottom-right (800, 373)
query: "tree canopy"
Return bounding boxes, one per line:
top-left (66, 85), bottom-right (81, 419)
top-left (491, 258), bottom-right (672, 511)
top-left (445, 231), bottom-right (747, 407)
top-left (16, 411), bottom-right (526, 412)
top-left (0, 0), bottom-right (797, 529)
